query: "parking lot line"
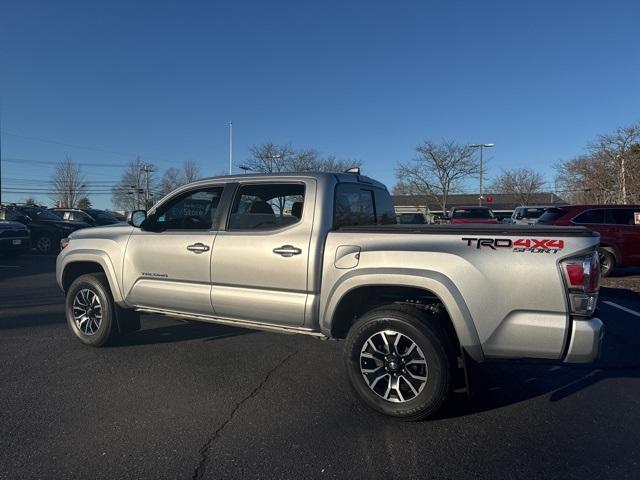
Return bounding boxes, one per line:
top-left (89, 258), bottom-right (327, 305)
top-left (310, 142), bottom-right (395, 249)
top-left (602, 301), bottom-right (640, 318)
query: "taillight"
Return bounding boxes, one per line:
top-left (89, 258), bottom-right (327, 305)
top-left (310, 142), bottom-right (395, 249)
top-left (561, 253), bottom-right (600, 316)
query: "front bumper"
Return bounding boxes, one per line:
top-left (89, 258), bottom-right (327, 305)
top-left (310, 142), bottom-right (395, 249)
top-left (0, 237), bottom-right (31, 253)
top-left (563, 317), bottom-right (604, 363)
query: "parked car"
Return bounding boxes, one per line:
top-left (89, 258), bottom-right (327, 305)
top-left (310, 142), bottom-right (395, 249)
top-left (446, 206), bottom-right (498, 224)
top-left (0, 204), bottom-right (89, 254)
top-left (51, 208), bottom-right (122, 226)
top-left (511, 206), bottom-right (554, 225)
top-left (538, 204), bottom-right (640, 276)
top-left (57, 171), bottom-right (602, 420)
top-left (0, 220), bottom-right (31, 257)
top-left (397, 212), bottom-right (427, 224)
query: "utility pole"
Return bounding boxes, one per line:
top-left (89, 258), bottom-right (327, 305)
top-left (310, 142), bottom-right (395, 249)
top-left (228, 122), bottom-right (233, 175)
top-left (470, 143), bottom-right (495, 206)
top-left (140, 164), bottom-right (154, 210)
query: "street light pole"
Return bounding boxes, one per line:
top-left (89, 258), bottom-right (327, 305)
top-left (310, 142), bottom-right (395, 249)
top-left (228, 122), bottom-right (233, 175)
top-left (470, 143), bottom-right (495, 206)
top-left (269, 154), bottom-right (281, 172)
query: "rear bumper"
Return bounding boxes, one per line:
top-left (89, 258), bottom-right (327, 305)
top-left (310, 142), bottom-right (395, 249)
top-left (563, 317), bottom-right (604, 363)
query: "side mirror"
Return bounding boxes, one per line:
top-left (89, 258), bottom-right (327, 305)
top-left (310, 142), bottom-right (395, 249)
top-left (128, 210), bottom-right (147, 228)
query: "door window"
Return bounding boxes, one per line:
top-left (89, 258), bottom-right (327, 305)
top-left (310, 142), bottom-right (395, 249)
top-left (151, 187), bottom-right (224, 231)
top-left (573, 209), bottom-right (605, 224)
top-left (228, 183), bottom-right (305, 230)
top-left (606, 209), bottom-right (636, 226)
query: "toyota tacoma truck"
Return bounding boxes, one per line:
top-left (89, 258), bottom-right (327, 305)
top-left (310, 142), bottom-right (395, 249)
top-left (56, 171), bottom-right (603, 420)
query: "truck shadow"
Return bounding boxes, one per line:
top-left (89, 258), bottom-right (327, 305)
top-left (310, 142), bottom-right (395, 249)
top-left (112, 319), bottom-right (253, 347)
top-left (440, 335), bottom-right (640, 419)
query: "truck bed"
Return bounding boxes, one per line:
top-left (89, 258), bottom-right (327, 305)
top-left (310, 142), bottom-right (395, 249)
top-left (337, 223), bottom-right (597, 237)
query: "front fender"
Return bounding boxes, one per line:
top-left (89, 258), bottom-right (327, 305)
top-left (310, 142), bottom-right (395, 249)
top-left (320, 268), bottom-right (484, 362)
top-left (56, 248), bottom-right (125, 305)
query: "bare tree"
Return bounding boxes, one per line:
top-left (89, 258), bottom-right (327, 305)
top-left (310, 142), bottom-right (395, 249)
top-left (395, 140), bottom-right (478, 213)
top-left (77, 197), bottom-right (92, 209)
top-left (50, 157), bottom-right (87, 208)
top-left (183, 159), bottom-right (201, 183)
top-left (244, 143), bottom-right (360, 173)
top-left (555, 121), bottom-right (640, 204)
top-left (157, 167), bottom-right (185, 199)
top-left (589, 122), bottom-right (640, 204)
top-left (111, 157), bottom-right (156, 211)
top-left (24, 197), bottom-right (37, 206)
top-left (489, 168), bottom-right (545, 205)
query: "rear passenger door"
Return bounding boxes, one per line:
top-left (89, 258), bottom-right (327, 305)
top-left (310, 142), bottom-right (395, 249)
top-left (606, 208), bottom-right (640, 264)
top-left (210, 180), bottom-right (316, 327)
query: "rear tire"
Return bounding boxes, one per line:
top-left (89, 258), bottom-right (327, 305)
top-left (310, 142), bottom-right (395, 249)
top-left (35, 234), bottom-right (55, 255)
top-left (344, 305), bottom-right (452, 421)
top-left (598, 248), bottom-right (616, 277)
top-left (66, 273), bottom-right (118, 347)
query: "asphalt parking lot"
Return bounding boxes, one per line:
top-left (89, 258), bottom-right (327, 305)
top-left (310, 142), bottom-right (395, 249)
top-left (1, 256), bottom-right (640, 480)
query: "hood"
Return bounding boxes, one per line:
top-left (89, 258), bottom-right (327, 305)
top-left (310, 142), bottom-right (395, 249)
top-left (69, 224), bottom-right (134, 241)
top-left (0, 220), bottom-right (28, 230)
top-left (43, 220), bottom-right (91, 230)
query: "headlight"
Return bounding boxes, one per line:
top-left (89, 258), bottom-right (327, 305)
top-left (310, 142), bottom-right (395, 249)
top-left (60, 237), bottom-right (70, 250)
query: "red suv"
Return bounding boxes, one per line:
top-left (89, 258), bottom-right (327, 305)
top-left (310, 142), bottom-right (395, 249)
top-left (538, 205), bottom-right (640, 276)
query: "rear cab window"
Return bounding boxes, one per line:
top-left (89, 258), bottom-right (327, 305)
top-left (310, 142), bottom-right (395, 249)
top-left (334, 183), bottom-right (397, 228)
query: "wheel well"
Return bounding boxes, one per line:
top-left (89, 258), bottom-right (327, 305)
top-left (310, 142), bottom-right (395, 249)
top-left (330, 285), bottom-right (459, 347)
top-left (62, 262), bottom-right (105, 292)
top-left (599, 244), bottom-right (617, 259)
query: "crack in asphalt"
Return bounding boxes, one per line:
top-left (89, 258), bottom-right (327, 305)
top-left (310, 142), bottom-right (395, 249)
top-left (191, 350), bottom-right (299, 480)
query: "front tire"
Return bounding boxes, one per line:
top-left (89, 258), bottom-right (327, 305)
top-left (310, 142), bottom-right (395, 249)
top-left (344, 305), bottom-right (452, 421)
top-left (66, 273), bottom-right (118, 347)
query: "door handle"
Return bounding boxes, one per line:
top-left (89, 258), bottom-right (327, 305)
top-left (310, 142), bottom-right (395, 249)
top-left (186, 243), bottom-right (210, 254)
top-left (273, 245), bottom-right (302, 257)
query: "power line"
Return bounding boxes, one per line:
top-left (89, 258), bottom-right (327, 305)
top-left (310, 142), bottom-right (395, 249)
top-left (0, 130), bottom-right (177, 164)
top-left (1, 157), bottom-right (131, 168)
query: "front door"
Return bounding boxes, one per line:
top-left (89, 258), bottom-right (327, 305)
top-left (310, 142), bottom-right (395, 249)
top-left (122, 185), bottom-right (225, 315)
top-left (210, 180), bottom-right (315, 326)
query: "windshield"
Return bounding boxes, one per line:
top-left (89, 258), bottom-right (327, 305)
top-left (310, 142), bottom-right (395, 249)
top-left (452, 208), bottom-right (495, 219)
top-left (89, 210), bottom-right (121, 223)
top-left (523, 208), bottom-right (547, 219)
top-left (538, 208), bottom-right (567, 223)
top-left (22, 207), bottom-right (62, 221)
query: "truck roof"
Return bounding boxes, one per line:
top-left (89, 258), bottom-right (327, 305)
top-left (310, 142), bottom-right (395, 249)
top-left (192, 171), bottom-right (387, 189)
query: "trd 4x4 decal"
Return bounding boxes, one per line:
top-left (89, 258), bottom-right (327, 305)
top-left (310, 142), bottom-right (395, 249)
top-left (462, 237), bottom-right (565, 253)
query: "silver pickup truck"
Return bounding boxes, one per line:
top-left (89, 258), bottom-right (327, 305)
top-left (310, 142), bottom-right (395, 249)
top-left (56, 171), bottom-right (603, 420)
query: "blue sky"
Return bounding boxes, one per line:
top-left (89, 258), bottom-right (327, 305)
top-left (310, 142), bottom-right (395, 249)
top-left (1, 0), bottom-right (639, 209)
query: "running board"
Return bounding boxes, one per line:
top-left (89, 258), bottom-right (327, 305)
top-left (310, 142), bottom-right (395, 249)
top-left (134, 307), bottom-right (328, 338)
